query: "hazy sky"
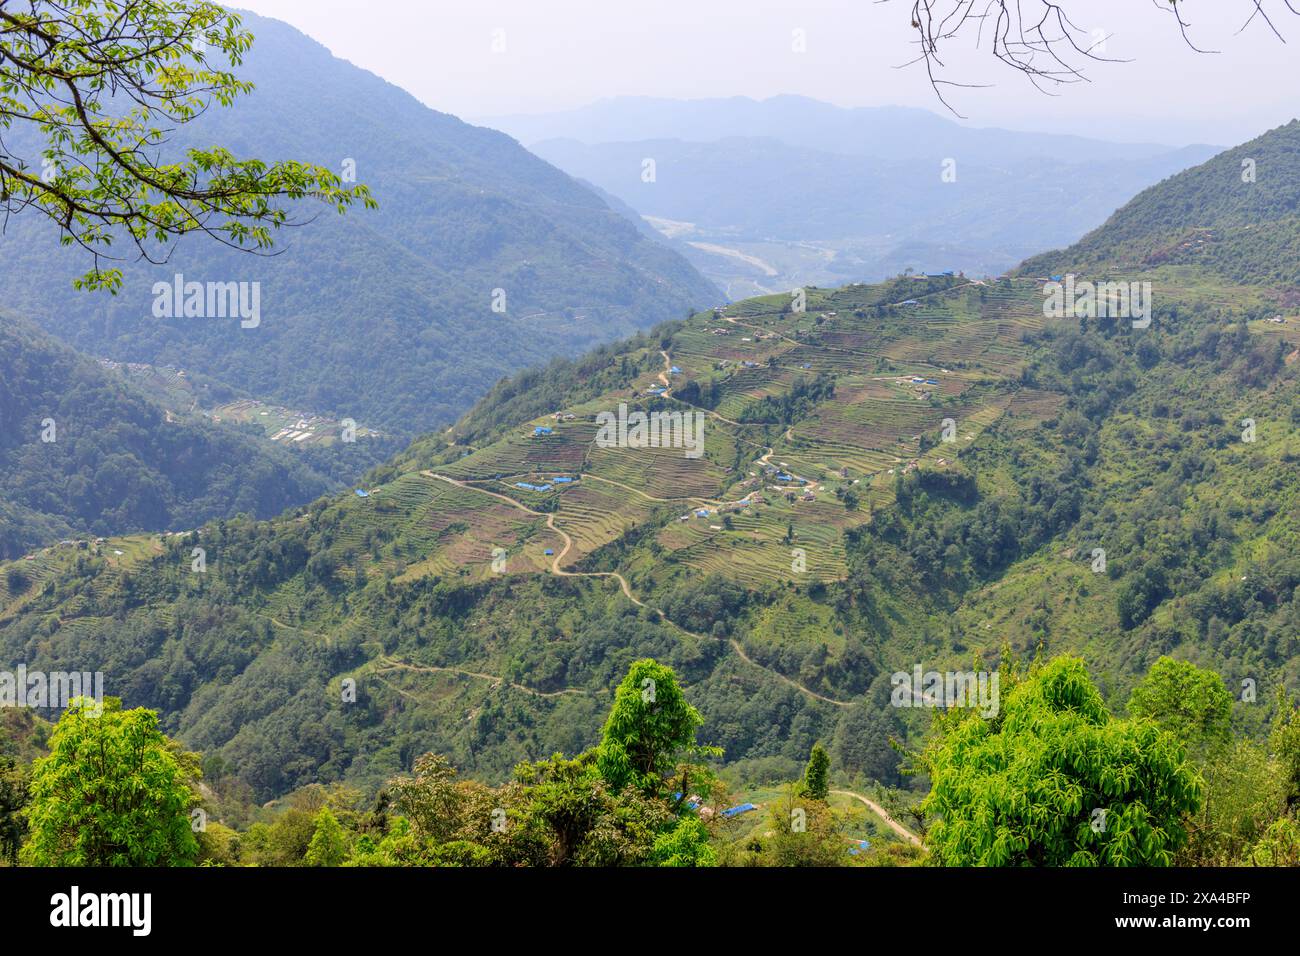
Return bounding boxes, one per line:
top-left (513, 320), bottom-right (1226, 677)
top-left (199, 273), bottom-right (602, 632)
top-left (234, 0), bottom-right (1299, 145)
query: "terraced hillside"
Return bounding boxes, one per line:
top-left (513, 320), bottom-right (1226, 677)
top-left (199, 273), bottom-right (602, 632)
top-left (2, 253), bottom-right (1297, 800)
top-left (386, 276), bottom-right (1059, 590)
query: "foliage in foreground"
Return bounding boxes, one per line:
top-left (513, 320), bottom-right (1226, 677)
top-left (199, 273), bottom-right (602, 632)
top-left (22, 698), bottom-right (200, 866)
top-left (9, 655), bottom-right (1300, 867)
top-left (918, 657), bottom-right (1204, 866)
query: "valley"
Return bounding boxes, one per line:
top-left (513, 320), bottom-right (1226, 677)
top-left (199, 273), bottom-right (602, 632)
top-left (5, 220), bottom-right (1296, 802)
top-left (3, 0), bottom-right (1300, 882)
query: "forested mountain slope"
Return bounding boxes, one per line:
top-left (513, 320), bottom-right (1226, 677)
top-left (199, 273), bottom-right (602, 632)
top-left (0, 314), bottom-right (363, 559)
top-left (0, 12), bottom-right (717, 436)
top-left (1022, 120), bottom-right (1300, 287)
top-left (3, 253), bottom-right (1295, 800)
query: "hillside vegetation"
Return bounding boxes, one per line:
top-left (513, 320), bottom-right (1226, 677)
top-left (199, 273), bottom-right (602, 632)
top-left (3, 259), bottom-right (1296, 800)
top-left (2, 124), bottom-right (1299, 856)
top-left (0, 315), bottom-right (390, 559)
top-left (1022, 120), bottom-right (1300, 287)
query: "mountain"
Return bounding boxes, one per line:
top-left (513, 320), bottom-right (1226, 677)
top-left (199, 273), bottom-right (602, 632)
top-left (529, 135), bottom-right (1218, 288)
top-left (1021, 119), bottom-right (1300, 287)
top-left (481, 95), bottom-right (1204, 164)
top-left (0, 13), bottom-right (718, 438)
top-left (0, 313), bottom-right (381, 560)
top-left (3, 239), bottom-right (1296, 801)
top-left (477, 96), bottom-right (1218, 298)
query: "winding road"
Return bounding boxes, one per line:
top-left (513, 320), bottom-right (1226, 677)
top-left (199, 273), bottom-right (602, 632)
top-left (422, 470), bottom-right (852, 707)
top-left (832, 789), bottom-right (923, 847)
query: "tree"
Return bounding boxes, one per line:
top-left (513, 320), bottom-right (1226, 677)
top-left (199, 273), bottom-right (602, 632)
top-left (1246, 817), bottom-right (1300, 866)
top-left (195, 821), bottom-right (243, 866)
top-left (1117, 562), bottom-right (1169, 629)
top-left (649, 816), bottom-right (716, 867)
top-left (0, 0), bottom-right (374, 290)
top-left (802, 742), bottom-right (830, 801)
top-left (0, 756), bottom-right (29, 866)
top-left (1127, 657), bottom-right (1233, 758)
top-left (596, 658), bottom-right (706, 796)
top-left (1181, 739), bottom-right (1287, 865)
top-left (305, 807), bottom-right (348, 867)
top-left (22, 697), bottom-right (200, 866)
top-left (243, 808), bottom-right (314, 866)
top-left (918, 657), bottom-right (1202, 866)
top-left (387, 753), bottom-right (465, 845)
top-left (1270, 691), bottom-right (1300, 813)
top-left (762, 786), bottom-right (846, 867)
top-left (514, 752), bottom-right (669, 867)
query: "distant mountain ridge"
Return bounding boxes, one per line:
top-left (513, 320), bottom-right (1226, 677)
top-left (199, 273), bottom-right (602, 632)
top-left (482, 95), bottom-right (1217, 164)
top-left (490, 96), bottom-right (1221, 297)
top-left (531, 135), bottom-right (1218, 248)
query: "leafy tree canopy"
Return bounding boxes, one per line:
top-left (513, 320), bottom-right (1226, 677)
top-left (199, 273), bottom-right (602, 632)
top-left (919, 657), bottom-right (1203, 866)
top-left (0, 0), bottom-right (373, 290)
top-left (1127, 656), bottom-right (1234, 757)
top-left (596, 658), bottom-right (709, 796)
top-left (802, 741), bottom-right (830, 801)
top-left (21, 696), bottom-right (200, 866)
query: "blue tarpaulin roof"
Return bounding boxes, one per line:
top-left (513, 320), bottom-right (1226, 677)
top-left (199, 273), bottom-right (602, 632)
top-left (354, 490), bottom-right (369, 498)
top-left (720, 803), bottom-right (757, 818)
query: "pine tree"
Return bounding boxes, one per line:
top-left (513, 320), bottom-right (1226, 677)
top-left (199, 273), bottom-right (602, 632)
top-left (803, 742), bottom-right (830, 801)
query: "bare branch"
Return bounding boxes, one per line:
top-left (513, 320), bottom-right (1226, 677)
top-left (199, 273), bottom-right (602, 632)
top-left (890, 0), bottom-right (1299, 115)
